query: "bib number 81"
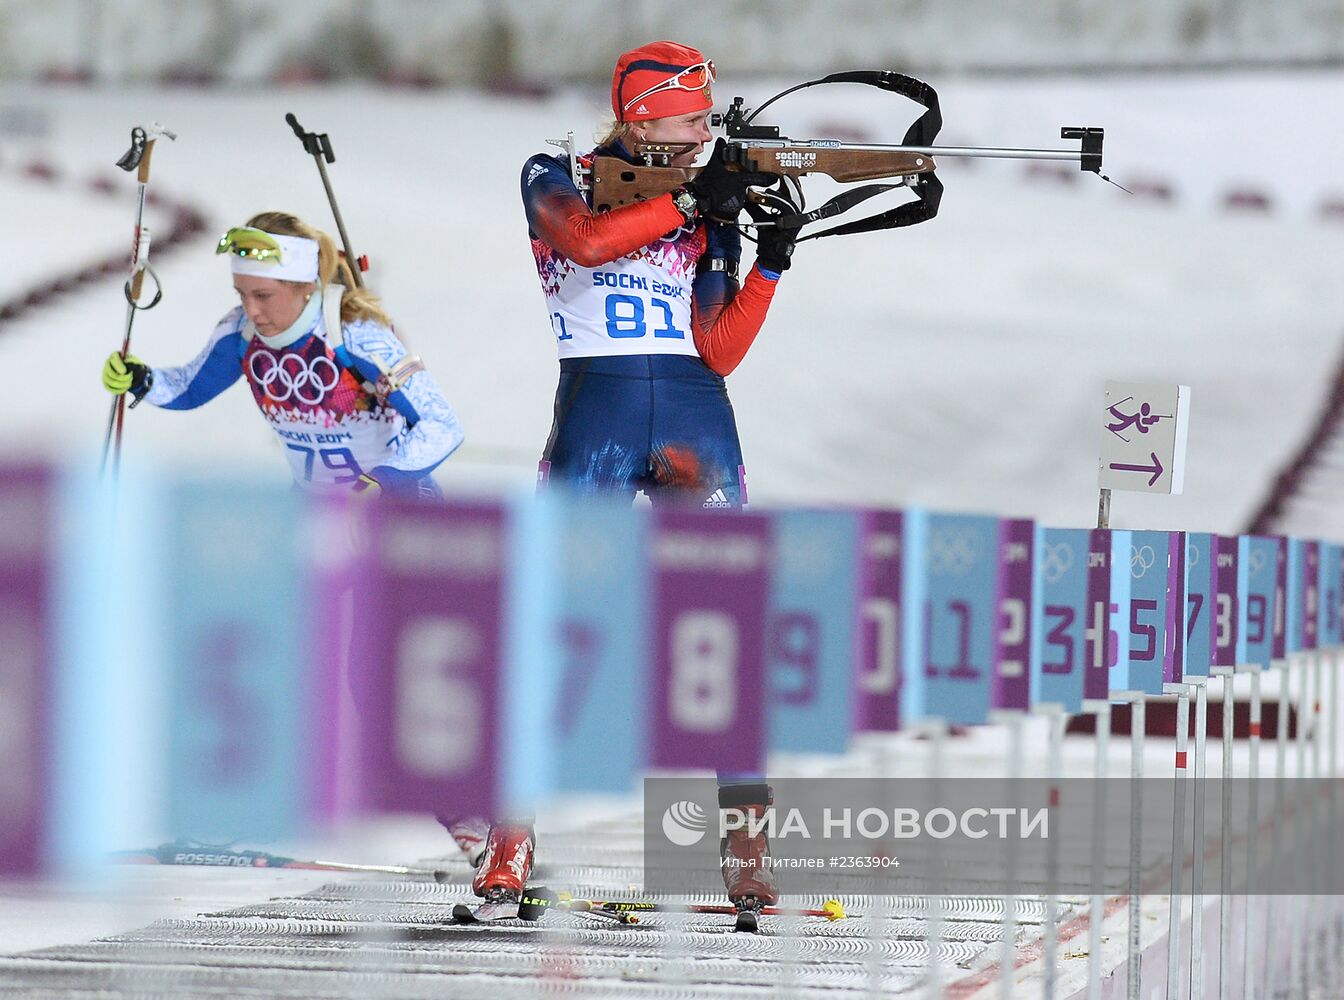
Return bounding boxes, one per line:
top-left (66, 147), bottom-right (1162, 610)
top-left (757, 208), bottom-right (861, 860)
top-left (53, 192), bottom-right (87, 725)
top-left (605, 293), bottom-right (686, 340)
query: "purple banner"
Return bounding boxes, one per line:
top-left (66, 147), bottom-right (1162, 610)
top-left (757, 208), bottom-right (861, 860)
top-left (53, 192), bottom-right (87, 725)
top-left (306, 495), bottom-right (364, 822)
top-left (992, 518), bottom-right (1035, 710)
top-left (1273, 537), bottom-right (1289, 660)
top-left (0, 464), bottom-right (53, 876)
top-left (1084, 530), bottom-right (1113, 702)
top-left (353, 498), bottom-right (502, 821)
top-left (651, 509), bottom-right (770, 774)
top-left (1213, 535), bottom-right (1240, 669)
top-left (1303, 541), bottom-right (1320, 651)
top-left (854, 509), bottom-right (903, 731)
top-left (1164, 531), bottom-right (1187, 684)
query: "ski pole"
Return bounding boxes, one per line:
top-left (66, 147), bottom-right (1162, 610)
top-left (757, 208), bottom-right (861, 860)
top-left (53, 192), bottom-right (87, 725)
top-left (100, 122), bottom-right (175, 482)
top-left (284, 112), bottom-right (366, 287)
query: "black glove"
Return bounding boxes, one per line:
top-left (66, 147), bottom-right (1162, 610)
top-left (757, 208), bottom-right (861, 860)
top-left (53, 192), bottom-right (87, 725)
top-left (754, 223), bottom-right (798, 274)
top-left (686, 138), bottom-right (779, 222)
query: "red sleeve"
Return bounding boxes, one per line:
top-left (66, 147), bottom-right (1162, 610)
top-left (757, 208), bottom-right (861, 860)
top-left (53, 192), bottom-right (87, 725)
top-left (529, 186), bottom-right (689, 268)
top-left (692, 266), bottom-right (779, 377)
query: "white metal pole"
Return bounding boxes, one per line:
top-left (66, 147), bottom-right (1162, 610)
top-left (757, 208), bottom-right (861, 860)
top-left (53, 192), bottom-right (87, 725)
top-left (1087, 700), bottom-right (1112, 1000)
top-left (1191, 678), bottom-right (1210, 999)
top-left (1166, 685), bottom-right (1191, 1000)
top-left (1042, 706), bottom-right (1066, 1000)
top-left (997, 711), bottom-right (1024, 1000)
top-left (1290, 654), bottom-right (1310, 997)
top-left (1127, 694), bottom-right (1146, 1000)
top-left (1209, 666), bottom-right (1236, 1000)
top-left (1244, 664), bottom-right (1263, 1000)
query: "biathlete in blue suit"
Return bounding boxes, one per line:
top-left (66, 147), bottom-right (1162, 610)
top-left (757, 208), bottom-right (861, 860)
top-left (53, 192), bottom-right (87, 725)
top-left (101, 211), bottom-right (464, 498)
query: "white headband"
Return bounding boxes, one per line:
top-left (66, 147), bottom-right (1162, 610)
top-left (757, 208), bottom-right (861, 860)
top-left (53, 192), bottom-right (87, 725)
top-left (228, 231), bottom-right (320, 282)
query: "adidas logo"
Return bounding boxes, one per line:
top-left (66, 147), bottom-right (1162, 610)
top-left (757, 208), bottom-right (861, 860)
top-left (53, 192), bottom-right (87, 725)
top-left (635, 104), bottom-right (649, 116)
top-left (526, 163), bottom-right (546, 186)
top-left (702, 489), bottom-right (732, 509)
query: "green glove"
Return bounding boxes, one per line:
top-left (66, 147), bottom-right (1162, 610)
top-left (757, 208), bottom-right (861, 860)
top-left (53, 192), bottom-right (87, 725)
top-left (103, 352), bottom-right (152, 399)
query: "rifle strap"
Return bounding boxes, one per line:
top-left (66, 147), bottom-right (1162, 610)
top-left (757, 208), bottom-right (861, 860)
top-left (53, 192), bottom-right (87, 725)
top-left (747, 70), bottom-right (945, 240)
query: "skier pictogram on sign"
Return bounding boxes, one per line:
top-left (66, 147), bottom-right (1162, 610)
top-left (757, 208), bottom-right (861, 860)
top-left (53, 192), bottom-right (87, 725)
top-left (1098, 381), bottom-right (1190, 495)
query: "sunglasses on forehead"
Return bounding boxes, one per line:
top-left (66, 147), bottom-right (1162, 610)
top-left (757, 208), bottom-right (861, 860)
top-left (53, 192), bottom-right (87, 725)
top-left (621, 60), bottom-right (716, 113)
top-left (215, 226), bottom-right (284, 263)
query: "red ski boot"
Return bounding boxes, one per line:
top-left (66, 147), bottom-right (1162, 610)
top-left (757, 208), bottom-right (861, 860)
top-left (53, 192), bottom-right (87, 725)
top-left (720, 791), bottom-right (779, 909)
top-left (471, 823), bottom-right (535, 900)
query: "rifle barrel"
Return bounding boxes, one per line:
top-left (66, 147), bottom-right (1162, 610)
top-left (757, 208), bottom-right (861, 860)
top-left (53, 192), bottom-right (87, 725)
top-left (737, 139), bottom-right (1086, 163)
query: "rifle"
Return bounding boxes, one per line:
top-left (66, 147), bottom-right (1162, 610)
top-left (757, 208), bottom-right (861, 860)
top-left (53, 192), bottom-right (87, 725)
top-left (551, 71), bottom-right (1108, 240)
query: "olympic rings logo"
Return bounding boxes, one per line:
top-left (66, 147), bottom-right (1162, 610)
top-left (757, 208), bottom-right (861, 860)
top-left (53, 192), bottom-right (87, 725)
top-left (1130, 544), bottom-right (1157, 579)
top-left (1042, 543), bottom-right (1074, 584)
top-left (248, 350), bottom-right (340, 405)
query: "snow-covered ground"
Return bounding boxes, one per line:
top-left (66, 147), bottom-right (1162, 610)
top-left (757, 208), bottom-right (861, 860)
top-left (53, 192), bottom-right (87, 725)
top-left (2, 71), bottom-right (1344, 533)
top-left (3, 70), bottom-right (1344, 993)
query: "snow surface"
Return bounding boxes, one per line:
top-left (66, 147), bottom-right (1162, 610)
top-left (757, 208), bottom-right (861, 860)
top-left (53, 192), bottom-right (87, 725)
top-left (2, 71), bottom-right (1344, 534)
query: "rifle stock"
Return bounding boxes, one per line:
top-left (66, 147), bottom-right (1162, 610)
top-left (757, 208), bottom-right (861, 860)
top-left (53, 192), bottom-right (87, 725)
top-left (590, 141), bottom-right (936, 212)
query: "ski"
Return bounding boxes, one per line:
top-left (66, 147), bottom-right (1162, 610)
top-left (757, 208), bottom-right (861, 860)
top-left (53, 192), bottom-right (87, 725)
top-left (564, 894), bottom-right (846, 922)
top-left (734, 907), bottom-right (760, 933)
top-left (110, 841), bottom-right (451, 880)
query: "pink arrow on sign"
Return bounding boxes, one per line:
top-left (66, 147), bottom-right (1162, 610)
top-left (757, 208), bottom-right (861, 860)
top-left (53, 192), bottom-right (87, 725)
top-left (1109, 451), bottom-right (1164, 486)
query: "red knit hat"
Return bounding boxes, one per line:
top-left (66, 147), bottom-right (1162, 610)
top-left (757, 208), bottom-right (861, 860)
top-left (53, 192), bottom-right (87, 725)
top-left (611, 41), bottom-right (715, 122)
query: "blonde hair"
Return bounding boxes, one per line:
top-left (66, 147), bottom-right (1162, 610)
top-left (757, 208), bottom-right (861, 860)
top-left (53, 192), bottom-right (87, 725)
top-left (245, 211), bottom-right (391, 327)
top-left (596, 119), bottom-right (640, 149)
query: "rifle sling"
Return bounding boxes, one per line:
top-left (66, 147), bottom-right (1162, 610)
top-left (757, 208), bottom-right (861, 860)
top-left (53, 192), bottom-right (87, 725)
top-left (747, 70), bottom-right (945, 239)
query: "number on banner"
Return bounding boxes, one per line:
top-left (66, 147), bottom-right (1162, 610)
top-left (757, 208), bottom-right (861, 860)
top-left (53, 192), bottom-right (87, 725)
top-left (1130, 599), bottom-right (1159, 662)
top-left (858, 597), bottom-right (899, 694)
top-left (999, 597), bottom-right (1027, 678)
top-left (926, 600), bottom-right (980, 679)
top-left (1215, 592), bottom-right (1233, 649)
top-left (395, 617), bottom-right (482, 777)
top-left (553, 620), bottom-right (600, 736)
top-left (194, 624), bottom-right (263, 785)
top-left (1186, 592), bottom-right (1204, 641)
top-left (1043, 605), bottom-right (1075, 675)
top-left (0, 612), bottom-right (35, 818)
top-left (1085, 601), bottom-right (1120, 669)
top-left (670, 611), bottom-right (737, 733)
top-left (1247, 593), bottom-right (1267, 645)
top-left (771, 612), bottom-right (819, 706)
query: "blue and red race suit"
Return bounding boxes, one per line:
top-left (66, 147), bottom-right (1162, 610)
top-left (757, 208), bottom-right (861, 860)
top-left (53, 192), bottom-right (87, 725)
top-left (522, 141), bottom-right (780, 508)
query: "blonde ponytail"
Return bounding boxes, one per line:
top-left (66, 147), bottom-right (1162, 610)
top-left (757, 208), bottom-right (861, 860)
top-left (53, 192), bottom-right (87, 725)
top-left (245, 211), bottom-right (391, 327)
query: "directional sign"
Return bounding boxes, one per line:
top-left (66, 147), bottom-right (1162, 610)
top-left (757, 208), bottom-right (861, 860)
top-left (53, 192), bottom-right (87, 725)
top-left (1086, 529), bottom-right (1132, 702)
top-left (768, 509), bottom-right (861, 754)
top-left (1184, 533), bottom-right (1215, 678)
top-left (853, 509), bottom-right (904, 732)
top-left (1098, 381), bottom-right (1191, 495)
top-left (993, 518), bottom-right (1038, 711)
top-left (650, 509), bottom-right (770, 775)
top-left (0, 464), bottom-right (53, 876)
top-left (1031, 528), bottom-right (1090, 713)
top-left (904, 512), bottom-right (1000, 726)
